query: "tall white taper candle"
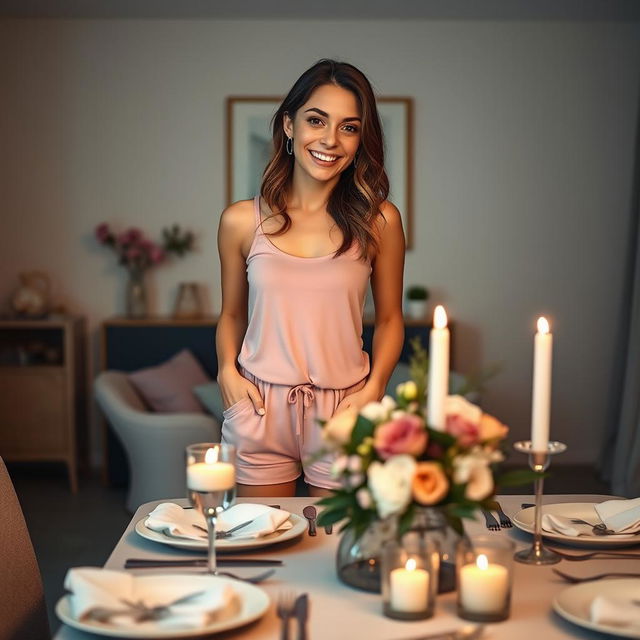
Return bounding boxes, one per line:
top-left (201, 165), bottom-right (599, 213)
top-left (531, 317), bottom-right (552, 451)
top-left (427, 305), bottom-right (450, 431)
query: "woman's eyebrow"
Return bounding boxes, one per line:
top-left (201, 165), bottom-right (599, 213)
top-left (304, 107), bottom-right (361, 122)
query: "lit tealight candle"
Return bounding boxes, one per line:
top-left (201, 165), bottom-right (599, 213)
top-left (531, 316), bottom-right (553, 452)
top-left (390, 558), bottom-right (430, 613)
top-left (459, 554), bottom-right (509, 614)
top-left (427, 305), bottom-right (450, 431)
top-left (187, 447), bottom-right (235, 492)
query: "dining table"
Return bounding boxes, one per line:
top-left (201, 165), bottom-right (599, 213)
top-left (53, 493), bottom-right (640, 640)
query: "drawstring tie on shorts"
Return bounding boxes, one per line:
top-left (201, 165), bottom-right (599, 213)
top-left (287, 384), bottom-right (315, 440)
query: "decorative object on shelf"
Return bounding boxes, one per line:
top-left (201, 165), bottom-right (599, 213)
top-left (173, 282), bottom-right (204, 319)
top-left (405, 285), bottom-right (429, 319)
top-left (317, 337), bottom-right (530, 594)
top-left (11, 271), bottom-right (51, 318)
top-left (457, 535), bottom-right (515, 622)
top-left (94, 223), bottom-right (195, 318)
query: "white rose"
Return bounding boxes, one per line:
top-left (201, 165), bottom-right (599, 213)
top-left (381, 395), bottom-right (397, 411)
top-left (367, 455), bottom-right (416, 518)
top-left (347, 455), bottom-right (362, 473)
top-left (453, 451), bottom-right (494, 501)
top-left (323, 408), bottom-right (358, 447)
top-left (331, 455), bottom-right (349, 477)
top-left (445, 395), bottom-right (482, 425)
top-left (360, 401), bottom-right (389, 423)
top-left (356, 488), bottom-right (373, 509)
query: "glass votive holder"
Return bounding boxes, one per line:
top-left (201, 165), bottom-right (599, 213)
top-left (456, 535), bottom-right (515, 622)
top-left (381, 530), bottom-right (438, 620)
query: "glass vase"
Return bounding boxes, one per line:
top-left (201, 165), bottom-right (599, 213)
top-left (126, 267), bottom-right (147, 318)
top-left (336, 507), bottom-right (461, 594)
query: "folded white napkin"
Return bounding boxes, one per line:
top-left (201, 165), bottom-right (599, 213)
top-left (541, 514), bottom-right (593, 537)
top-left (595, 497), bottom-right (640, 534)
top-left (64, 567), bottom-right (236, 629)
top-left (145, 502), bottom-right (292, 541)
top-left (591, 594), bottom-right (640, 628)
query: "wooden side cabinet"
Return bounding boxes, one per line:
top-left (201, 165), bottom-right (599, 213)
top-left (0, 316), bottom-right (87, 492)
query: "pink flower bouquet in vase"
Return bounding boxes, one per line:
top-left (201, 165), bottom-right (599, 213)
top-left (316, 348), bottom-right (532, 594)
top-left (94, 223), bottom-right (194, 317)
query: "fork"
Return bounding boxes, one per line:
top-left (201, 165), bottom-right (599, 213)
top-left (276, 591), bottom-right (297, 640)
top-left (552, 568), bottom-right (640, 583)
top-left (481, 510), bottom-right (500, 531)
top-left (488, 501), bottom-right (512, 528)
top-left (547, 548), bottom-right (640, 561)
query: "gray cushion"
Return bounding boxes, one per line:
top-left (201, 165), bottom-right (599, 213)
top-left (193, 381), bottom-right (225, 423)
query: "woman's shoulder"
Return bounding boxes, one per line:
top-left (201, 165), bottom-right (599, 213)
top-left (374, 199), bottom-right (402, 232)
top-left (219, 198), bottom-right (256, 235)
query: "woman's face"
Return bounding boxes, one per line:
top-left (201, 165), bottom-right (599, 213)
top-left (284, 83), bottom-right (362, 182)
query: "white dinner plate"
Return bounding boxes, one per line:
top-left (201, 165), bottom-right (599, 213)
top-left (512, 502), bottom-right (640, 548)
top-left (553, 579), bottom-right (640, 638)
top-left (56, 574), bottom-right (269, 638)
top-left (135, 512), bottom-right (307, 551)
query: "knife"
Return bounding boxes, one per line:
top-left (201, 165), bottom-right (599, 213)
top-left (302, 506), bottom-right (317, 536)
top-left (293, 593), bottom-right (308, 640)
top-left (124, 557), bottom-right (283, 569)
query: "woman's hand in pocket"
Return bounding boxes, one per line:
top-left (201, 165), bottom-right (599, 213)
top-left (217, 368), bottom-right (265, 416)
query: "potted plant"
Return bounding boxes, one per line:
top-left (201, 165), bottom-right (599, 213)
top-left (405, 285), bottom-right (429, 319)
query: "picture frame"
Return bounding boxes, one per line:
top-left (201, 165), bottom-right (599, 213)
top-left (226, 95), bottom-right (414, 248)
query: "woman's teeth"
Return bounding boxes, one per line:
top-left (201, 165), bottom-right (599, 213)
top-left (309, 150), bottom-right (338, 163)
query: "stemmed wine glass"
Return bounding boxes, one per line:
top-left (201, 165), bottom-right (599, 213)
top-left (186, 443), bottom-right (236, 574)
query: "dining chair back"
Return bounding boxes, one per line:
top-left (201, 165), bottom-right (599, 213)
top-left (0, 456), bottom-right (50, 640)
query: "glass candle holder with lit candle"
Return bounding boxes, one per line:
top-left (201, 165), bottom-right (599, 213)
top-left (381, 530), bottom-right (438, 620)
top-left (456, 535), bottom-right (515, 622)
top-left (185, 443), bottom-right (236, 574)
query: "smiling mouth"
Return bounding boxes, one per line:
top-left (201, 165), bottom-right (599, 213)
top-left (308, 150), bottom-right (340, 163)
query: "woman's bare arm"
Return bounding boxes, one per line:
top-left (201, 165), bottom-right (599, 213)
top-left (215, 200), bottom-right (265, 413)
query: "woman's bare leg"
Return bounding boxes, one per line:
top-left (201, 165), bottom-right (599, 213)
top-left (308, 485), bottom-right (332, 498)
top-left (236, 480), bottom-right (298, 498)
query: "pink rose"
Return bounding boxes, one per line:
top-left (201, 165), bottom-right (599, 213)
top-left (445, 414), bottom-right (480, 448)
top-left (95, 223), bottom-right (111, 244)
top-left (126, 247), bottom-right (141, 261)
top-left (373, 413), bottom-right (427, 460)
top-left (149, 246), bottom-right (165, 264)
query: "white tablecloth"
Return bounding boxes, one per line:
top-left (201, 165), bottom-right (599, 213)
top-left (53, 494), bottom-right (640, 639)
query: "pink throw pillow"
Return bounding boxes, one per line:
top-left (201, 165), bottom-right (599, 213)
top-left (128, 349), bottom-right (210, 413)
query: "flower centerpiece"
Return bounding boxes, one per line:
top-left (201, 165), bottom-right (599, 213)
top-left (95, 223), bottom-right (194, 317)
top-left (316, 346), bottom-right (530, 593)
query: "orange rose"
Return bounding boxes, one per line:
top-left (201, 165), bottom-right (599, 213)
top-left (479, 414), bottom-right (508, 442)
top-left (412, 462), bottom-right (449, 505)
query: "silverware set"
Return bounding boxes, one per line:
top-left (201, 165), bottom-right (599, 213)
top-left (481, 501), bottom-right (512, 530)
top-left (276, 591), bottom-right (308, 640)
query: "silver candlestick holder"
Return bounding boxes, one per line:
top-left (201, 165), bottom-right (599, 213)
top-left (513, 440), bottom-right (567, 565)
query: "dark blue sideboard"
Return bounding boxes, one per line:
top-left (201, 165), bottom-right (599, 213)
top-left (100, 316), bottom-right (433, 486)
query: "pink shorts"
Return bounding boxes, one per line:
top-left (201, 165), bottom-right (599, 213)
top-left (221, 368), bottom-right (366, 488)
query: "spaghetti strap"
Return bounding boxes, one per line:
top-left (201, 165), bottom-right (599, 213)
top-left (253, 195), bottom-right (262, 228)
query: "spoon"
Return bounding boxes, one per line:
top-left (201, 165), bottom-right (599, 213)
top-left (302, 506), bottom-right (317, 536)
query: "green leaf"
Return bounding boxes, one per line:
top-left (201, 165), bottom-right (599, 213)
top-left (349, 415), bottom-right (375, 450)
top-left (496, 469), bottom-right (547, 487)
top-left (317, 508), bottom-right (347, 527)
top-left (398, 503), bottom-right (416, 537)
top-left (426, 428), bottom-right (456, 448)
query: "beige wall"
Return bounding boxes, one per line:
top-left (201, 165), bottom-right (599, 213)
top-left (1, 19), bottom-right (639, 466)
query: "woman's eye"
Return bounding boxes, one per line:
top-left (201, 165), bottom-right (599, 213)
top-left (308, 117), bottom-right (322, 125)
top-left (344, 125), bottom-right (359, 133)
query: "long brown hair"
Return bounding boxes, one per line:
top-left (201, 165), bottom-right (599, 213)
top-left (260, 59), bottom-right (389, 259)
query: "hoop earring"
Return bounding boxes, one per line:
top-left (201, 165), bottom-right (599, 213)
top-left (286, 137), bottom-right (293, 156)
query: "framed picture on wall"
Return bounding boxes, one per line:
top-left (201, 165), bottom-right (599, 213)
top-left (226, 95), bottom-right (414, 248)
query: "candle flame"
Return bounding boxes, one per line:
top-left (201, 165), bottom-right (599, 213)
top-left (204, 447), bottom-right (218, 464)
top-left (537, 317), bottom-right (549, 334)
top-left (434, 305), bottom-right (448, 329)
top-left (405, 558), bottom-right (417, 571)
top-left (476, 554), bottom-right (489, 570)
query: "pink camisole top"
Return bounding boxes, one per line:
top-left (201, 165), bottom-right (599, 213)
top-left (237, 195), bottom-right (371, 389)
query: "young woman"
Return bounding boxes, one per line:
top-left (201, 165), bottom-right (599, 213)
top-left (216, 59), bottom-right (405, 497)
